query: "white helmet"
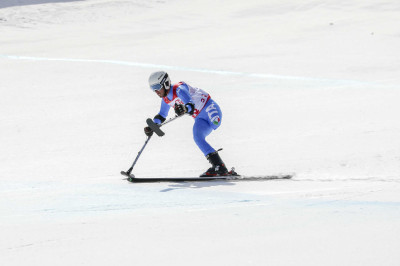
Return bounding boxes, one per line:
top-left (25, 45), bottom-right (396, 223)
top-left (148, 71), bottom-right (171, 91)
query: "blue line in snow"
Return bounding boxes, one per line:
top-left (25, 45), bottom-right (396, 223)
top-left (0, 54), bottom-right (365, 84)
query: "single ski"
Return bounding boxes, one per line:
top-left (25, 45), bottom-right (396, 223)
top-left (121, 171), bottom-right (293, 183)
top-left (121, 170), bottom-right (230, 182)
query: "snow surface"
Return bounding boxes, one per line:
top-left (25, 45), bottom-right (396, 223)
top-left (1, 0), bottom-right (400, 265)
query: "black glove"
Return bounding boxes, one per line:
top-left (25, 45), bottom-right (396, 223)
top-left (174, 103), bottom-right (187, 116)
top-left (144, 126), bottom-right (153, 137)
top-left (175, 103), bottom-right (195, 116)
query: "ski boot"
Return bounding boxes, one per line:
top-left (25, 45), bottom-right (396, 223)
top-left (200, 151), bottom-right (229, 177)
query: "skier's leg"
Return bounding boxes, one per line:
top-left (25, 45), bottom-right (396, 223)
top-left (193, 100), bottom-right (227, 176)
top-left (193, 118), bottom-right (214, 156)
top-left (192, 99), bottom-right (223, 155)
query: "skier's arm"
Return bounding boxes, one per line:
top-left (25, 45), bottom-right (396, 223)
top-left (154, 100), bottom-right (170, 124)
top-left (145, 100), bottom-right (170, 136)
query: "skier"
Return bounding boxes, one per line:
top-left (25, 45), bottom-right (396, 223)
top-left (144, 71), bottom-right (232, 177)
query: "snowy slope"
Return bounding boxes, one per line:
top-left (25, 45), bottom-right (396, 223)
top-left (1, 1), bottom-right (400, 265)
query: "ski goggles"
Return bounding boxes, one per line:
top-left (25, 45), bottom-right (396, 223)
top-left (150, 83), bottom-right (164, 91)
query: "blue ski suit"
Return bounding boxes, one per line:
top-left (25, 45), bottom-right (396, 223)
top-left (153, 82), bottom-right (222, 156)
